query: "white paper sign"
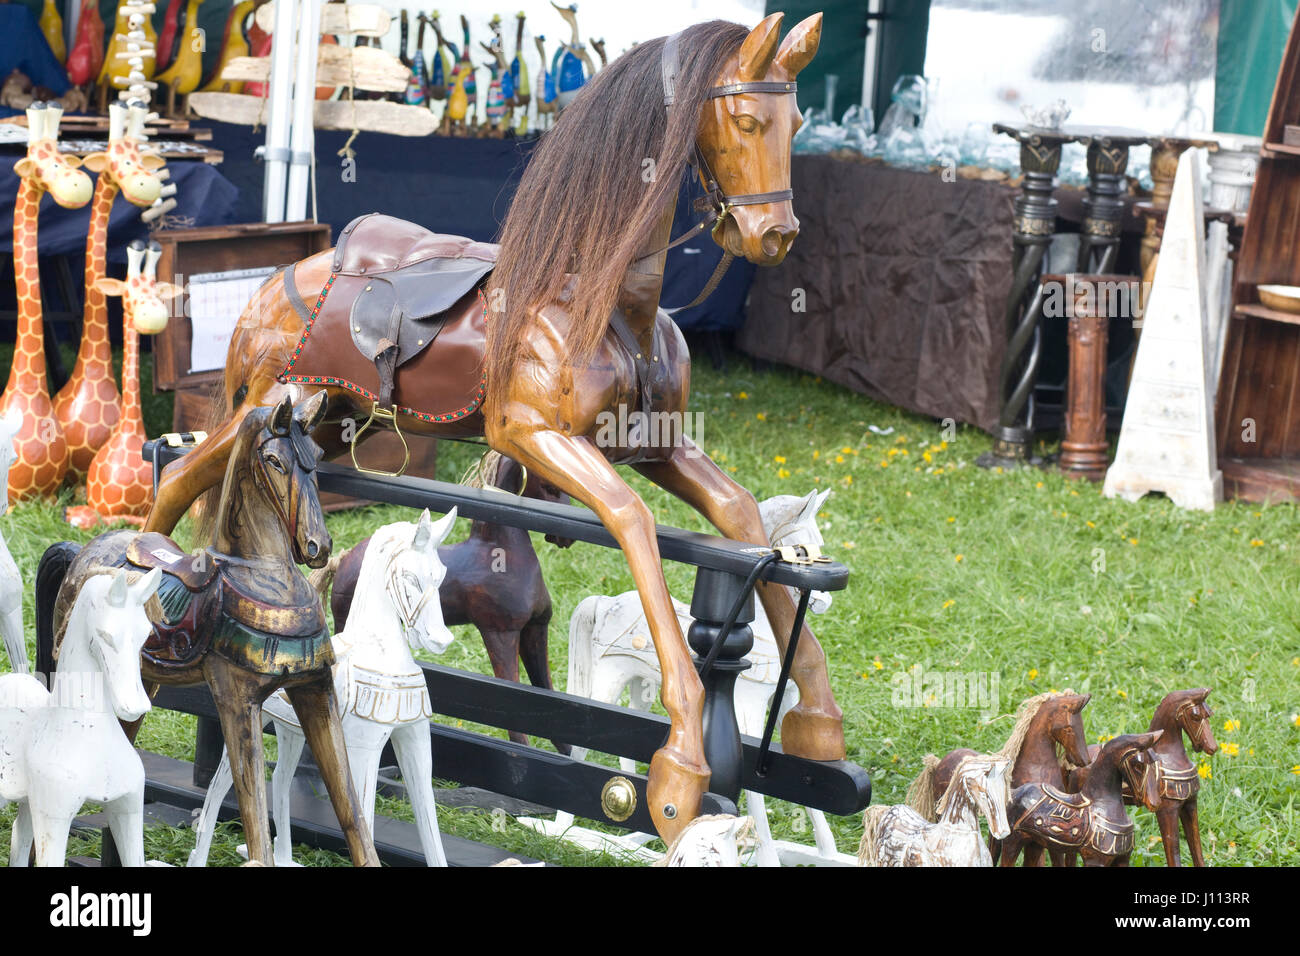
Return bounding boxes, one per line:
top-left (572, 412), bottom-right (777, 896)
top-left (187, 267), bottom-right (277, 373)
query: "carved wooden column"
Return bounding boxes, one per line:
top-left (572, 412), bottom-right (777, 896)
top-left (1050, 274), bottom-right (1137, 480)
top-left (980, 124), bottom-right (1072, 469)
top-left (1072, 128), bottom-right (1148, 274)
top-left (1137, 137), bottom-right (1217, 283)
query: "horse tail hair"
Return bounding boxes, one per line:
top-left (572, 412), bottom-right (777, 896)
top-left (904, 754), bottom-right (941, 821)
top-left (857, 805), bottom-right (891, 867)
top-left (307, 546), bottom-right (350, 601)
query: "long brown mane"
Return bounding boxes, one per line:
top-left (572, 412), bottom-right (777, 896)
top-left (484, 20), bottom-right (749, 409)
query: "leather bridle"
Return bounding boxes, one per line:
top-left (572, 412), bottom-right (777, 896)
top-left (653, 31), bottom-right (798, 309)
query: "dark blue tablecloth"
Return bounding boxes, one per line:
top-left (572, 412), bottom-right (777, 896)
top-left (0, 5), bottom-right (70, 95)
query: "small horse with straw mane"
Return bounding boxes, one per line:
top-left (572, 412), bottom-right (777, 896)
top-left (137, 13), bottom-right (839, 843)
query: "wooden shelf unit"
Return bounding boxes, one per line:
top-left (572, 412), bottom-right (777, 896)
top-left (1215, 9), bottom-right (1300, 503)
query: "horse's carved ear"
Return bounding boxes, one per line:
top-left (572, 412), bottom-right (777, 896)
top-left (739, 12), bottom-right (784, 81)
top-left (294, 389), bottom-right (328, 433)
top-left (1069, 693), bottom-right (1091, 713)
top-left (270, 395), bottom-right (295, 436)
top-left (427, 507), bottom-right (458, 550)
top-left (1193, 687), bottom-right (1211, 703)
top-left (108, 569), bottom-right (130, 608)
top-left (412, 508), bottom-right (434, 550)
top-left (132, 566), bottom-right (162, 603)
top-left (775, 13), bottom-right (822, 78)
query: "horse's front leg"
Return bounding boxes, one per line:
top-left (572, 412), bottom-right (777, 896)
top-left (104, 793), bottom-right (146, 867)
top-left (283, 677), bottom-right (380, 866)
top-left (492, 427), bottom-right (707, 844)
top-left (635, 443), bottom-right (845, 761)
top-left (9, 802), bottom-right (33, 866)
top-left (1181, 796), bottom-right (1206, 866)
top-left (1157, 802), bottom-right (1184, 866)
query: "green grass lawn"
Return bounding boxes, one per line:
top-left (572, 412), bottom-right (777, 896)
top-left (1, 351), bottom-right (1297, 866)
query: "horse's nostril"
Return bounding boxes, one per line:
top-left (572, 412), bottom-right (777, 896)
top-left (306, 541), bottom-right (319, 558)
top-left (761, 229), bottom-right (783, 258)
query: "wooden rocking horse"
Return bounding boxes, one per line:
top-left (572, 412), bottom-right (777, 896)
top-left (917, 691), bottom-right (1092, 866)
top-left (46, 392), bottom-right (379, 865)
top-left (1066, 689), bottom-right (1217, 866)
top-left (139, 13), bottom-right (836, 844)
top-left (1008, 731), bottom-right (1163, 867)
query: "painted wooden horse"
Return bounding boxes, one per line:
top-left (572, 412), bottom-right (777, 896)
top-left (138, 15), bottom-right (834, 844)
top-left (922, 690), bottom-right (1092, 865)
top-left (560, 490), bottom-right (843, 865)
top-left (2, 567), bottom-right (161, 866)
top-left (189, 510), bottom-right (459, 867)
top-left (653, 814), bottom-right (754, 867)
top-left (1067, 689), bottom-right (1217, 866)
top-left (859, 755), bottom-right (1011, 867)
top-left (66, 239), bottom-right (180, 529)
top-left (326, 454), bottom-right (570, 749)
top-left (2, 103), bottom-right (93, 504)
top-left (1008, 731), bottom-right (1163, 867)
top-left (48, 392), bottom-right (379, 865)
top-left (53, 100), bottom-right (164, 480)
top-left (0, 408), bottom-right (28, 672)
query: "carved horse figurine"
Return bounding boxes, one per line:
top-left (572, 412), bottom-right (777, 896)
top-left (66, 240), bottom-right (180, 529)
top-left (54, 101), bottom-right (163, 480)
top-left (653, 814), bottom-right (754, 867)
top-left (1008, 731), bottom-right (1163, 867)
top-left (188, 510), bottom-right (459, 867)
top-left (921, 690), bottom-right (1092, 865)
top-left (3, 103), bottom-right (93, 504)
top-left (325, 454), bottom-right (570, 749)
top-left (1067, 689), bottom-right (1217, 867)
top-left (2, 567), bottom-right (161, 866)
top-left (558, 490), bottom-right (842, 865)
top-left (0, 408), bottom-right (28, 672)
top-left (139, 15), bottom-right (834, 844)
top-left (47, 393), bottom-right (379, 865)
top-left (858, 755), bottom-right (1011, 867)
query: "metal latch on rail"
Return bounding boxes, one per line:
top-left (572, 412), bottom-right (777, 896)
top-left (774, 543), bottom-right (831, 565)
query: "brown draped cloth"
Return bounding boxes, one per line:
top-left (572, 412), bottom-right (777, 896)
top-left (737, 156), bottom-right (1016, 432)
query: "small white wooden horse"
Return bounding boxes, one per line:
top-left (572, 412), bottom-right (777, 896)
top-left (653, 814), bottom-right (755, 867)
top-left (857, 755), bottom-right (1011, 867)
top-left (532, 490), bottom-right (847, 866)
top-left (0, 407), bottom-right (27, 673)
top-left (1, 567), bottom-right (161, 866)
top-left (188, 509), bottom-right (458, 867)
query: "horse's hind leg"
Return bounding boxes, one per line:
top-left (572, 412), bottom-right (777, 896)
top-left (10, 802), bottom-right (33, 866)
top-left (520, 618), bottom-right (570, 755)
top-left (284, 676), bottom-right (379, 866)
top-left (188, 745), bottom-right (234, 867)
top-left (204, 657), bottom-right (278, 866)
top-left (391, 720), bottom-right (449, 867)
top-left (1157, 803), bottom-right (1184, 867)
top-left (270, 723), bottom-right (307, 867)
top-left (635, 444), bottom-right (845, 762)
top-left (491, 427), bottom-right (707, 844)
top-left (104, 792), bottom-right (145, 867)
top-left (1181, 797), bottom-right (1206, 866)
top-left (479, 627), bottom-right (527, 746)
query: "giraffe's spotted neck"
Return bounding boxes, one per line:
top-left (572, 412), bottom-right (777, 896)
top-left (7, 180), bottom-right (48, 393)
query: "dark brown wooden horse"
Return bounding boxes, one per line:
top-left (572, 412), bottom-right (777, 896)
top-left (1009, 731), bottom-right (1162, 867)
top-left (139, 14), bottom-right (838, 842)
top-left (325, 455), bottom-right (569, 750)
top-left (917, 691), bottom-right (1092, 866)
top-left (1066, 688), bottom-right (1216, 866)
top-left (50, 393), bottom-right (378, 866)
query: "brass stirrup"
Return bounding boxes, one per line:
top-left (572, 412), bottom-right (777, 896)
top-left (350, 403), bottom-right (410, 477)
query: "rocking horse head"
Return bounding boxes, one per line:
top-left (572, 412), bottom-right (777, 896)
top-left (73, 567), bottom-right (162, 722)
top-left (81, 101), bottom-right (165, 207)
top-left (1156, 688), bottom-right (1218, 756)
top-left (94, 239), bottom-right (181, 334)
top-left (942, 754), bottom-right (1012, 839)
top-left (15, 103), bottom-right (92, 208)
top-left (1094, 730), bottom-right (1164, 812)
top-left (1039, 691), bottom-right (1092, 769)
top-left (759, 488), bottom-right (832, 612)
top-left (221, 391), bottom-right (332, 569)
top-left (373, 508), bottom-right (460, 655)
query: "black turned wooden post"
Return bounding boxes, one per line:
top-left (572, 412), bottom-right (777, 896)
top-left (980, 124), bottom-right (1070, 469)
top-left (1072, 129), bottom-right (1148, 274)
top-left (687, 567), bottom-right (754, 802)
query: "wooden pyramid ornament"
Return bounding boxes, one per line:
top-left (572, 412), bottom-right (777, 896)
top-left (1103, 149), bottom-right (1222, 511)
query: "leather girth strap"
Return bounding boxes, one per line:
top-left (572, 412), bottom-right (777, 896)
top-left (607, 311), bottom-right (668, 425)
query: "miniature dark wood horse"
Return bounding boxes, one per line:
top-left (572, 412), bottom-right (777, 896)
top-left (923, 691), bottom-right (1092, 866)
top-left (137, 14), bottom-right (838, 842)
top-left (327, 455), bottom-right (569, 750)
top-left (48, 393), bottom-right (378, 866)
top-left (1067, 688), bottom-right (1216, 866)
top-left (1008, 731), bottom-right (1162, 867)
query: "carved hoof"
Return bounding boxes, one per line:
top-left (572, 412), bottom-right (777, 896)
top-left (647, 748), bottom-right (710, 846)
top-left (781, 705), bottom-right (846, 761)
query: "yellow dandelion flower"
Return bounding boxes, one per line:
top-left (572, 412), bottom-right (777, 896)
top-left (841, 540), bottom-right (856, 549)
top-left (774, 455), bottom-right (786, 464)
top-left (1028, 668), bottom-right (1039, 681)
top-left (1086, 520), bottom-right (1096, 528)
top-left (812, 450), bottom-right (820, 460)
top-left (955, 554), bottom-right (964, 563)
top-left (756, 412), bottom-right (766, 421)
top-left (777, 468), bottom-right (790, 479)
top-left (835, 454), bottom-right (845, 464)
top-left (841, 446), bottom-right (854, 454)
top-left (915, 466), bottom-right (922, 472)
top-left (1198, 763), bottom-right (1212, 779)
top-left (1035, 481), bottom-right (1044, 489)
top-left (1098, 733), bottom-right (1115, 744)
top-left (923, 451), bottom-right (932, 463)
top-left (841, 475), bottom-right (853, 487)
top-left (1223, 719), bottom-right (1241, 733)
top-left (1221, 742), bottom-right (1239, 757)
top-left (1251, 539), bottom-right (1264, 547)
top-left (946, 516), bottom-right (956, 523)
top-left (1291, 766), bottom-right (1300, 775)
top-left (878, 460), bottom-right (888, 468)
top-left (738, 391), bottom-right (749, 400)
top-left (1070, 490), bottom-right (1079, 497)
top-left (1128, 537), bottom-right (1138, 546)
top-left (995, 466), bottom-right (1004, 474)
top-left (873, 657), bottom-right (883, 670)
top-left (942, 599), bottom-right (955, 610)
top-left (934, 467), bottom-right (944, 475)
top-left (1117, 689), bottom-right (1127, 699)
top-left (939, 441), bottom-right (949, 450)
top-left (1292, 714), bottom-right (1300, 728)
top-left (727, 466), bottom-right (737, 473)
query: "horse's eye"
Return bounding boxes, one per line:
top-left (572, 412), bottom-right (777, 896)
top-left (266, 455), bottom-right (286, 473)
top-left (735, 114), bottom-right (759, 135)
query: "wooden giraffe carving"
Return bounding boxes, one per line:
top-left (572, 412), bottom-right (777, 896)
top-left (54, 101), bottom-right (164, 480)
top-left (2, 104), bottom-right (93, 505)
top-left (67, 240), bottom-right (178, 529)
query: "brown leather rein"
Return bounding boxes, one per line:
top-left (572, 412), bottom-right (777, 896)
top-left (653, 30), bottom-right (798, 312)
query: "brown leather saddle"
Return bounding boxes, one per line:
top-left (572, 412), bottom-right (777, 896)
top-left (127, 532), bottom-right (222, 672)
top-left (279, 213), bottom-right (496, 424)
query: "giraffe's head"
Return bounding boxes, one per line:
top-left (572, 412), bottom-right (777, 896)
top-left (82, 102), bottom-right (165, 208)
top-left (94, 239), bottom-right (181, 335)
top-left (14, 103), bottom-right (93, 209)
